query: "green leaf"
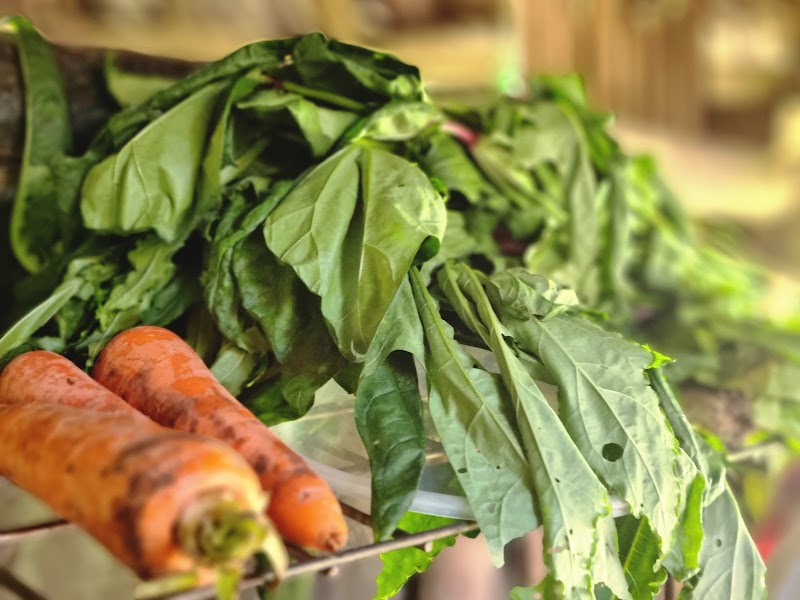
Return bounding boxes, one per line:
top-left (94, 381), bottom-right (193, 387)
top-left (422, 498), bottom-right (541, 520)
top-left (104, 52), bottom-right (178, 108)
top-left (530, 74), bottom-right (620, 173)
top-left (680, 485), bottom-right (766, 600)
top-left (210, 343), bottom-right (260, 396)
top-left (487, 268), bottom-right (579, 321)
top-left (264, 145), bottom-right (445, 361)
top-left (236, 88), bottom-right (358, 157)
top-left (198, 75), bottom-right (263, 226)
top-left (355, 352), bottom-right (426, 541)
top-left (81, 81), bottom-right (227, 242)
top-left (90, 236), bottom-right (176, 357)
top-left (98, 37), bottom-right (296, 150)
top-left (232, 235), bottom-right (305, 362)
top-left (416, 132), bottom-right (505, 208)
top-left (648, 367), bottom-right (725, 498)
top-left (375, 512), bottom-right (457, 600)
top-left (355, 101), bottom-right (442, 142)
top-left (139, 270), bottom-right (202, 327)
top-left (361, 275), bottom-right (426, 378)
top-left (647, 369), bottom-right (716, 581)
top-left (614, 516), bottom-right (667, 600)
top-left (440, 262), bottom-right (629, 599)
top-left (0, 278), bottom-right (82, 358)
top-left (277, 33), bottom-right (424, 106)
top-left (491, 273), bottom-right (685, 562)
top-left (203, 179), bottom-right (289, 353)
top-left (7, 15), bottom-right (73, 273)
top-left (410, 268), bottom-right (538, 565)
top-left (241, 284), bottom-right (346, 422)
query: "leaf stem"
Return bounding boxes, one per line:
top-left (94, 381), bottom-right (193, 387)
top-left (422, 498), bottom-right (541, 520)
top-left (272, 78), bottom-right (368, 112)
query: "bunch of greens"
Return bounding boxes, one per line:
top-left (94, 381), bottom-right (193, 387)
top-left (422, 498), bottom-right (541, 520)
top-left (0, 15), bottom-right (784, 599)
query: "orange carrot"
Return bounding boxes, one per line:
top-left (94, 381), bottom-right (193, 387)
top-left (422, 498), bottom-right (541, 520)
top-left (0, 350), bottom-right (286, 581)
top-left (94, 326), bottom-right (349, 552)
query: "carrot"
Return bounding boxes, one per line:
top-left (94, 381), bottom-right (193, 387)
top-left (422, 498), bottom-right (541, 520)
top-left (0, 350), bottom-right (287, 582)
top-left (94, 326), bottom-right (349, 552)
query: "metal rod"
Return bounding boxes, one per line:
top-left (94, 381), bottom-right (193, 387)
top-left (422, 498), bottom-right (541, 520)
top-left (162, 520), bottom-right (478, 600)
top-left (0, 568), bottom-right (48, 600)
top-left (0, 505), bottom-right (476, 599)
top-left (0, 520), bottom-right (73, 546)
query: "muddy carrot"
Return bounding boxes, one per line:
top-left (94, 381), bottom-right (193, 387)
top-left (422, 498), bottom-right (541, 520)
top-left (0, 350), bottom-right (287, 581)
top-left (94, 326), bottom-right (349, 552)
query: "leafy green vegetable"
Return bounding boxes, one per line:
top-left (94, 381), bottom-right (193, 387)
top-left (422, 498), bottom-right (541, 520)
top-left (375, 512), bottom-right (458, 600)
top-left (1, 19), bottom-right (780, 600)
top-left (490, 273), bottom-right (686, 562)
top-left (203, 178), bottom-right (289, 353)
top-left (236, 88), bottom-right (358, 157)
top-left (210, 343), bottom-right (259, 396)
top-left (411, 268), bottom-right (539, 565)
top-left (6, 15), bottom-right (74, 273)
top-left (81, 81), bottom-right (227, 241)
top-left (263, 145), bottom-right (445, 361)
top-left (0, 278), bottom-right (82, 361)
top-left (89, 236), bottom-right (176, 356)
top-left (361, 276), bottom-right (427, 378)
top-left (680, 485), bottom-right (766, 600)
top-left (104, 53), bottom-right (178, 108)
top-left (355, 352), bottom-right (426, 541)
top-left (614, 516), bottom-right (667, 600)
top-left (439, 262), bottom-right (629, 598)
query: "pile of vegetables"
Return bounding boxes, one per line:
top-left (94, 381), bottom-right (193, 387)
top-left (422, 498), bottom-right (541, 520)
top-left (4, 14), bottom-right (798, 598)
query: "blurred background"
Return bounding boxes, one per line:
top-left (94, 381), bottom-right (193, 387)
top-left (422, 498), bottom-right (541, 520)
top-left (0, 0), bottom-right (799, 599)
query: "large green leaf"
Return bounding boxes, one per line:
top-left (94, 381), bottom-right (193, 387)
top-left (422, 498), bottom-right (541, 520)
top-left (680, 485), bottom-right (766, 600)
top-left (441, 262), bottom-right (629, 599)
top-left (7, 16), bottom-right (73, 273)
top-left (355, 352), bottom-right (426, 541)
top-left (410, 268), bottom-right (538, 565)
top-left (81, 81), bottom-right (226, 242)
top-left (490, 273), bottom-right (685, 562)
top-left (264, 145), bottom-right (445, 361)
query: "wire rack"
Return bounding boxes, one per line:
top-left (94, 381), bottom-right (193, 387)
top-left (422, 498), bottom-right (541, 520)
top-left (0, 500), bottom-right (477, 599)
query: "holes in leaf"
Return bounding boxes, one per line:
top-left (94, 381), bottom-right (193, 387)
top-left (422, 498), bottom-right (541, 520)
top-left (457, 468), bottom-right (467, 474)
top-left (602, 442), bottom-right (624, 462)
top-left (715, 539), bottom-right (723, 548)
